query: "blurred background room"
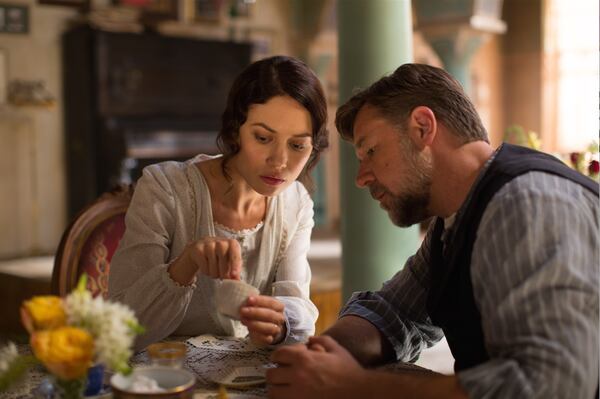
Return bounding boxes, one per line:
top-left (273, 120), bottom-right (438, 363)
top-left (0, 0), bottom-right (598, 374)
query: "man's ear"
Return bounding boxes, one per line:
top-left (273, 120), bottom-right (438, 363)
top-left (407, 106), bottom-right (437, 150)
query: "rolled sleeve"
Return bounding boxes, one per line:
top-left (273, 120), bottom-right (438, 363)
top-left (339, 227), bottom-right (445, 364)
top-left (270, 186), bottom-right (319, 345)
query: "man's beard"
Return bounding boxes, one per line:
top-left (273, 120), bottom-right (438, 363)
top-left (379, 147), bottom-right (433, 228)
top-left (387, 186), bottom-right (431, 227)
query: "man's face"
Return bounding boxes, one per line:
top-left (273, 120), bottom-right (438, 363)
top-left (352, 105), bottom-right (433, 227)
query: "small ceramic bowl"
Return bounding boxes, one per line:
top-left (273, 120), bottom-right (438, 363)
top-left (110, 366), bottom-right (196, 399)
top-left (215, 279), bottom-right (259, 320)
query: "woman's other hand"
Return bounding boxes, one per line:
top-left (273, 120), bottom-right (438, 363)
top-left (240, 295), bottom-right (286, 346)
top-left (168, 237), bottom-right (242, 285)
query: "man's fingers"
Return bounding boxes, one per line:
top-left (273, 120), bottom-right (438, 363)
top-left (307, 342), bottom-right (326, 353)
top-left (265, 366), bottom-right (295, 385)
top-left (271, 344), bottom-right (307, 364)
top-left (308, 335), bottom-right (342, 353)
top-left (267, 384), bottom-right (294, 399)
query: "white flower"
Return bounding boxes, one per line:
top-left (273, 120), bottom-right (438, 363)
top-left (0, 342), bottom-right (32, 394)
top-left (0, 342), bottom-right (18, 375)
top-left (63, 278), bottom-right (143, 374)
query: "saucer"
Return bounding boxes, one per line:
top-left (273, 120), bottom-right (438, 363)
top-left (211, 366), bottom-right (266, 388)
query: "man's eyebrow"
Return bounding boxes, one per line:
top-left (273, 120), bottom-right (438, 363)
top-left (293, 132), bottom-right (312, 138)
top-left (355, 136), bottom-right (366, 149)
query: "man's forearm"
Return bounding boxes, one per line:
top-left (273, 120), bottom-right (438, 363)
top-left (351, 370), bottom-right (468, 399)
top-left (323, 315), bottom-right (396, 367)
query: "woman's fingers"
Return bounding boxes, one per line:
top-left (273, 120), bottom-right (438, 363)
top-left (205, 240), bottom-right (219, 278)
top-left (190, 237), bottom-right (242, 279)
top-left (240, 296), bottom-right (286, 345)
top-left (248, 331), bottom-right (276, 346)
top-left (242, 319), bottom-right (282, 337)
top-left (240, 305), bottom-right (285, 325)
top-left (227, 238), bottom-right (242, 279)
top-left (215, 240), bottom-right (229, 278)
top-left (245, 295), bottom-right (285, 312)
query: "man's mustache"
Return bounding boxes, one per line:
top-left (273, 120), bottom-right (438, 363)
top-left (369, 184), bottom-right (388, 200)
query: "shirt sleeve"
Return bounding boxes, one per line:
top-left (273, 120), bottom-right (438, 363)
top-left (458, 172), bottom-right (599, 399)
top-left (271, 187), bottom-right (319, 345)
top-left (339, 223), bottom-right (444, 363)
top-left (107, 166), bottom-right (195, 351)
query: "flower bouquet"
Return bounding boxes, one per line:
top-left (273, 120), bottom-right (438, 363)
top-left (568, 141), bottom-right (599, 181)
top-left (504, 125), bottom-right (599, 181)
top-left (0, 275), bottom-right (144, 398)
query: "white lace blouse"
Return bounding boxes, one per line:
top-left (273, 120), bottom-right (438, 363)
top-left (108, 154), bottom-right (318, 350)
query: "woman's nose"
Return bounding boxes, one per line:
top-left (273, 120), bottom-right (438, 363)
top-left (267, 144), bottom-right (288, 169)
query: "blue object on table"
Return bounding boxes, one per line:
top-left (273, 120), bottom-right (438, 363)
top-left (84, 363), bottom-right (104, 396)
top-left (31, 377), bottom-right (54, 399)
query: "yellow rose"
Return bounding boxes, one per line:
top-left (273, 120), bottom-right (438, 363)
top-left (21, 296), bottom-right (66, 332)
top-left (31, 326), bottom-right (95, 380)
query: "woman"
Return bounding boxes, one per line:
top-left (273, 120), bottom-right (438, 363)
top-left (108, 55), bottom-right (328, 351)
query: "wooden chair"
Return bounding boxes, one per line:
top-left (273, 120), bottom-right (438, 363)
top-left (52, 185), bottom-right (134, 298)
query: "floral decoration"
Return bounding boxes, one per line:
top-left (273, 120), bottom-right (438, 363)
top-left (568, 142), bottom-right (599, 181)
top-left (504, 125), bottom-right (599, 181)
top-left (0, 275), bottom-right (144, 397)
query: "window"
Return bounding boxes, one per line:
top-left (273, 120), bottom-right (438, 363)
top-left (543, 0), bottom-right (599, 152)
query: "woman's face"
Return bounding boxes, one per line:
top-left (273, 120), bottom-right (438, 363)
top-left (230, 95), bottom-right (313, 196)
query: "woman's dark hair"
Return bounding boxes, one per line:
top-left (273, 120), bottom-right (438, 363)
top-left (217, 55), bottom-right (328, 191)
top-left (335, 63), bottom-right (488, 144)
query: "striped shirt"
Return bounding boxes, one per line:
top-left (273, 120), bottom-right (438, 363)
top-left (340, 168), bottom-right (599, 398)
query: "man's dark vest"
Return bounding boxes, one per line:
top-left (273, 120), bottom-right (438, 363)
top-left (425, 143), bottom-right (599, 373)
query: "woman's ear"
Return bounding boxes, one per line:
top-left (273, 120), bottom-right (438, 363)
top-left (407, 106), bottom-right (437, 150)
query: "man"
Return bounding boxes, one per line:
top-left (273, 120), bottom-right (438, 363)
top-left (266, 63), bottom-right (599, 398)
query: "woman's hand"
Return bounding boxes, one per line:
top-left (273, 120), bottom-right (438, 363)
top-left (240, 296), bottom-right (286, 346)
top-left (168, 237), bottom-right (242, 285)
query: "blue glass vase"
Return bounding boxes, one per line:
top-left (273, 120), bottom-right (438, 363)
top-left (33, 364), bottom-right (105, 398)
top-left (83, 363), bottom-right (104, 396)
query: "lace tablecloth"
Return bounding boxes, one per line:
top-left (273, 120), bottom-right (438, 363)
top-left (4, 336), bottom-right (271, 399)
top-left (4, 335), bottom-right (434, 399)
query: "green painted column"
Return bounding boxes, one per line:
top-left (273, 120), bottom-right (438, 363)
top-left (411, 0), bottom-right (506, 96)
top-left (338, 0), bottom-right (419, 302)
top-left (428, 35), bottom-right (483, 95)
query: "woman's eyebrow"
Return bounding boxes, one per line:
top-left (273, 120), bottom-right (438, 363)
top-left (252, 122), bottom-right (311, 138)
top-left (251, 122), bottom-right (276, 133)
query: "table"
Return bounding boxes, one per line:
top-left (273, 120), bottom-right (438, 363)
top-left (6, 336), bottom-right (435, 399)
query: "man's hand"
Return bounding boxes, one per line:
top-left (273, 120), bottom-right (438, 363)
top-left (266, 335), bottom-right (366, 399)
top-left (240, 296), bottom-right (286, 346)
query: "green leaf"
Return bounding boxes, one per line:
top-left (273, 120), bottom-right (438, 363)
top-left (76, 274), bottom-right (88, 293)
top-left (0, 355), bottom-right (38, 391)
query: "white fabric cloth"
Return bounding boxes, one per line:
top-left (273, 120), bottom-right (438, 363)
top-left (108, 154), bottom-right (318, 350)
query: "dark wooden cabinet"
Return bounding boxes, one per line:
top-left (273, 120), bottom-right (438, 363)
top-left (63, 26), bottom-right (251, 218)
